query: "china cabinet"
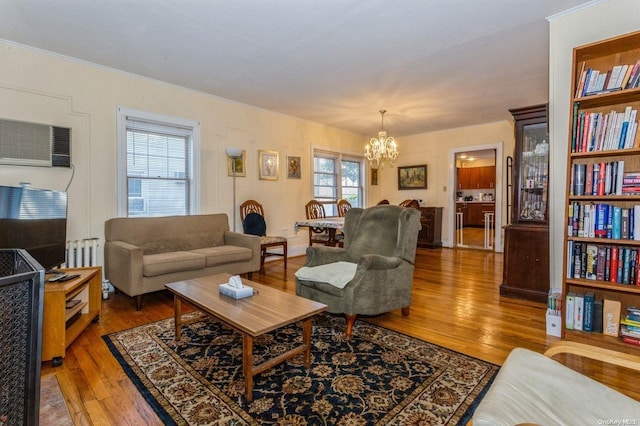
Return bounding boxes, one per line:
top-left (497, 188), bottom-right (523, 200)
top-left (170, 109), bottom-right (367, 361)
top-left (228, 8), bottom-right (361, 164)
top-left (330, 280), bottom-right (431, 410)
top-left (501, 104), bottom-right (550, 303)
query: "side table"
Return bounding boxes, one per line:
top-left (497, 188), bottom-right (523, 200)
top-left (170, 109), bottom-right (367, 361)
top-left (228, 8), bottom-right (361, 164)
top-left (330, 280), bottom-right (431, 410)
top-left (42, 267), bottom-right (102, 366)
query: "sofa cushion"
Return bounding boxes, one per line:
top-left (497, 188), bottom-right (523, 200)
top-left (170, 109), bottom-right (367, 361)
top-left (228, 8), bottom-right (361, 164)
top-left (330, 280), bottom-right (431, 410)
top-left (143, 251), bottom-right (206, 277)
top-left (141, 232), bottom-right (218, 255)
top-left (473, 347), bottom-right (640, 425)
top-left (191, 245), bottom-right (253, 266)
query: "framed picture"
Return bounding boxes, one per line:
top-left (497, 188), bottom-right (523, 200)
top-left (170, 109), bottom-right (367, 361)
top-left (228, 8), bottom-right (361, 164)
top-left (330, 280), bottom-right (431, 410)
top-left (287, 155), bottom-right (301, 179)
top-left (226, 150), bottom-right (246, 177)
top-left (259, 150), bottom-right (279, 180)
top-left (371, 168), bottom-right (378, 186)
top-left (398, 164), bottom-right (427, 190)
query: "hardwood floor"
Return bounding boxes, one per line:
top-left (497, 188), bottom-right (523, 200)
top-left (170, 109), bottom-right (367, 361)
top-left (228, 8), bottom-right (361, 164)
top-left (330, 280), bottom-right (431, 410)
top-left (41, 247), bottom-right (639, 424)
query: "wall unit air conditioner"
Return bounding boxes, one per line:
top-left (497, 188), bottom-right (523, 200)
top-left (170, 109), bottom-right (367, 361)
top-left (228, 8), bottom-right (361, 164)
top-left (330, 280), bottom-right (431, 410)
top-left (0, 118), bottom-right (71, 167)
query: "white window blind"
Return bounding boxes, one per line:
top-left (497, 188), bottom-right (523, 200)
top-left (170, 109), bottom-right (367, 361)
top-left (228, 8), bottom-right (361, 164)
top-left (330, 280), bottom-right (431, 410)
top-left (117, 107), bottom-right (200, 217)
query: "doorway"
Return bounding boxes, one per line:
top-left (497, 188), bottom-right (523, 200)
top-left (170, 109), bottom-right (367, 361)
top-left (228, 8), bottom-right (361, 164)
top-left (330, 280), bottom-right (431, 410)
top-left (450, 146), bottom-right (502, 251)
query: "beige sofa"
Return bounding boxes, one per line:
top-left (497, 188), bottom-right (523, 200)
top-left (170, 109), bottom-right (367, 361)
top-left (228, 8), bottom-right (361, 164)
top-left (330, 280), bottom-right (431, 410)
top-left (105, 214), bottom-right (260, 310)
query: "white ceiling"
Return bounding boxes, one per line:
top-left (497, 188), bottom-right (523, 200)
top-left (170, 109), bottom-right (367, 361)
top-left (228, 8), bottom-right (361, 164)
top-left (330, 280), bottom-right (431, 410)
top-left (0, 0), bottom-right (594, 137)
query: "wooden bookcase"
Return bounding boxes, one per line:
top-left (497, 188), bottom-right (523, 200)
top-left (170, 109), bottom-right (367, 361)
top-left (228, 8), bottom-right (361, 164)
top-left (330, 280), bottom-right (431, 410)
top-left (562, 30), bottom-right (640, 353)
top-left (42, 267), bottom-right (102, 365)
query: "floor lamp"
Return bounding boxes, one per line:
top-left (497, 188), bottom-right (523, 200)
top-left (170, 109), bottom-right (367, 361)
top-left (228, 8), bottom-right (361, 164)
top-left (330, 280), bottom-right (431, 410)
top-left (225, 148), bottom-right (243, 232)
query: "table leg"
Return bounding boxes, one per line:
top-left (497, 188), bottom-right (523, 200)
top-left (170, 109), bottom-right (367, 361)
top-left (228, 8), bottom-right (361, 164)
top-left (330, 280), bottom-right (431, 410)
top-left (302, 317), bottom-right (312, 368)
top-left (328, 228), bottom-right (337, 246)
top-left (242, 333), bottom-right (254, 402)
top-left (174, 295), bottom-right (182, 341)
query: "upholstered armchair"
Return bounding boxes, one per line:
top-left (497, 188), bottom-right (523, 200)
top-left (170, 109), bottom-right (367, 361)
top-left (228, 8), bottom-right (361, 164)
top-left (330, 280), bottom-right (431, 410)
top-left (295, 205), bottom-right (421, 337)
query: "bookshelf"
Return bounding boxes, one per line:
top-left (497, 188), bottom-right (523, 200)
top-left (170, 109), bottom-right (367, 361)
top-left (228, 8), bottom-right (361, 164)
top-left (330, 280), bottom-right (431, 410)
top-left (563, 30), bottom-right (640, 353)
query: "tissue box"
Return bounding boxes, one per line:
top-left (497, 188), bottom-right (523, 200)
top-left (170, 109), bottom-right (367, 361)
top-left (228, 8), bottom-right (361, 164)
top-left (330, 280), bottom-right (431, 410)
top-left (219, 283), bottom-right (254, 299)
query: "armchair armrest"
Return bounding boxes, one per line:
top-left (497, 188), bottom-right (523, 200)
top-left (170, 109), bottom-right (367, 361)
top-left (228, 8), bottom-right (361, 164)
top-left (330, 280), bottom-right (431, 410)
top-left (305, 245), bottom-right (349, 267)
top-left (357, 254), bottom-right (403, 271)
top-left (104, 240), bottom-right (143, 297)
top-left (544, 340), bottom-right (640, 372)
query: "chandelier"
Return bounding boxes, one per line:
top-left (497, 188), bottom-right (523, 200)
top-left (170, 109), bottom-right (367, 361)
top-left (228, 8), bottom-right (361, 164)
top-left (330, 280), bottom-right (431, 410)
top-left (364, 110), bottom-right (399, 166)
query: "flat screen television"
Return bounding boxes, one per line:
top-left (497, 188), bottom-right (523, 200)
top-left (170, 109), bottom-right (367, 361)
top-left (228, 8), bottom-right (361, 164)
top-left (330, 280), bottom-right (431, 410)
top-left (0, 185), bottom-right (68, 271)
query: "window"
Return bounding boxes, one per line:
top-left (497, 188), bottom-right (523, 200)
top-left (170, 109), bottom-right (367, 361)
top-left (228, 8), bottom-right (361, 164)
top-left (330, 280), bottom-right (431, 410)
top-left (117, 107), bottom-right (200, 217)
top-left (313, 149), bottom-right (363, 215)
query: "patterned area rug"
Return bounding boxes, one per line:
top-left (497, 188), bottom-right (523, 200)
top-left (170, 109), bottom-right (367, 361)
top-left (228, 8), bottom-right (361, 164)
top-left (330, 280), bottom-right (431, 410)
top-left (103, 313), bottom-right (498, 425)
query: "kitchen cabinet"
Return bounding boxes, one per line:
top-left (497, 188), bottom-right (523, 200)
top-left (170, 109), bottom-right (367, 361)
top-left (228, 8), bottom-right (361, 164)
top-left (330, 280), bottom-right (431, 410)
top-left (456, 202), bottom-right (494, 227)
top-left (457, 166), bottom-right (495, 189)
top-left (467, 203), bottom-right (495, 227)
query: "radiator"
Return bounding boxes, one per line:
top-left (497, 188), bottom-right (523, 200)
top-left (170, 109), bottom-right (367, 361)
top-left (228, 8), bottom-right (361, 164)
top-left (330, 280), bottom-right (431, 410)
top-left (64, 238), bottom-right (99, 268)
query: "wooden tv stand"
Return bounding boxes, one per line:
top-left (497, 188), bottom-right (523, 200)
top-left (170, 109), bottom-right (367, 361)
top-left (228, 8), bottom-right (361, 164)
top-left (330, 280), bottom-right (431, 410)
top-left (42, 267), bottom-right (102, 366)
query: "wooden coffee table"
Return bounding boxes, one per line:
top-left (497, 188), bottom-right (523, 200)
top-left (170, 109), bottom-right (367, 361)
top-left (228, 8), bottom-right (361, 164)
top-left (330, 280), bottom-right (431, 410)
top-left (165, 273), bottom-right (327, 402)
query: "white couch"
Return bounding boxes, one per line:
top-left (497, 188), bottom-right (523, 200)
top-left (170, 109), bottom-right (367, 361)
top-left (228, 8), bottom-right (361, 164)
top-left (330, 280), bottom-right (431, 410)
top-left (473, 341), bottom-right (640, 425)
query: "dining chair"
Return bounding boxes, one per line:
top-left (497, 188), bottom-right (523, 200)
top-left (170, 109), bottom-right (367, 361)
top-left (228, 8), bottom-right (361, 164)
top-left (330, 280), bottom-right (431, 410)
top-left (399, 199), bottom-right (420, 208)
top-left (239, 199), bottom-right (287, 271)
top-left (304, 200), bottom-right (335, 246)
top-left (336, 199), bottom-right (352, 247)
top-left (377, 199), bottom-right (390, 205)
top-left (337, 199), bottom-right (352, 217)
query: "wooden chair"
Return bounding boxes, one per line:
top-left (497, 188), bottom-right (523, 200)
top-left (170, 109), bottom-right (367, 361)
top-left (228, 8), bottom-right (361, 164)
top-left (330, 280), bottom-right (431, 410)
top-left (336, 200), bottom-right (352, 247)
top-left (304, 200), bottom-right (334, 246)
top-left (337, 199), bottom-right (352, 217)
top-left (239, 200), bottom-right (287, 271)
top-left (377, 199), bottom-right (390, 205)
top-left (399, 199), bottom-right (420, 208)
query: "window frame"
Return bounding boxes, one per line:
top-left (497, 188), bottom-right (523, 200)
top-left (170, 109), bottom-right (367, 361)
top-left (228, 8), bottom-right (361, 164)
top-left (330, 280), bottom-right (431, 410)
top-left (116, 106), bottom-right (201, 217)
top-left (312, 147), bottom-right (365, 214)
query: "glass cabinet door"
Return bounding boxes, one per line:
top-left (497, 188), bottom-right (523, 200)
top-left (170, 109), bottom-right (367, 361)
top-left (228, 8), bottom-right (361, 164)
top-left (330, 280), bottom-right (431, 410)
top-left (510, 104), bottom-right (549, 224)
top-left (518, 122), bottom-right (549, 222)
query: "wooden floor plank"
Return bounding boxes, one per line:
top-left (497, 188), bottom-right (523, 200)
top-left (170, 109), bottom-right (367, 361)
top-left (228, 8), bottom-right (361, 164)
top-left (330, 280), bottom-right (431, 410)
top-left (40, 247), bottom-right (640, 424)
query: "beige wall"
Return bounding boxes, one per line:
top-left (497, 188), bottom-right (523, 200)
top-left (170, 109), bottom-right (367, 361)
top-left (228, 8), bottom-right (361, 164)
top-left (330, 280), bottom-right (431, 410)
top-left (370, 121), bottom-right (514, 249)
top-left (549, 0), bottom-right (640, 291)
top-left (1, 40), bottom-right (515, 264)
top-left (0, 42), bottom-right (366, 261)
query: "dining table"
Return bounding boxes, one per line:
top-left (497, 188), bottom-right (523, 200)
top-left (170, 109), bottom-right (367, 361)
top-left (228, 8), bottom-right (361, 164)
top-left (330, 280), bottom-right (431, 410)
top-left (294, 217), bottom-right (345, 246)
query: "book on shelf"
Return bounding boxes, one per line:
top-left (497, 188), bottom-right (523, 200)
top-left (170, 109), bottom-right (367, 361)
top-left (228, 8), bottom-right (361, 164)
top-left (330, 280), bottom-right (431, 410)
top-left (593, 298), bottom-right (604, 333)
top-left (627, 60), bottom-right (640, 89)
top-left (570, 107), bottom-right (638, 152)
top-left (565, 240), bottom-right (640, 284)
top-left (567, 202), bottom-right (640, 242)
top-left (565, 292), bottom-right (576, 330)
top-left (596, 245), bottom-right (606, 280)
top-left (547, 291), bottom-right (563, 314)
top-left (575, 61), bottom-right (587, 98)
top-left (574, 293), bottom-right (584, 331)
top-left (585, 244), bottom-right (598, 279)
top-left (583, 292), bottom-right (595, 331)
top-left (573, 164), bottom-right (586, 195)
top-left (585, 163), bottom-right (594, 195)
top-left (576, 61), bottom-right (640, 97)
top-left (622, 336), bottom-right (640, 346)
top-left (627, 306), bottom-right (640, 321)
top-left (603, 299), bottom-right (622, 337)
